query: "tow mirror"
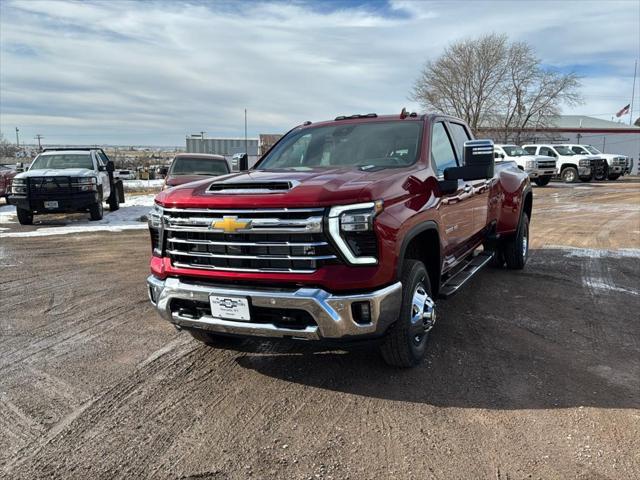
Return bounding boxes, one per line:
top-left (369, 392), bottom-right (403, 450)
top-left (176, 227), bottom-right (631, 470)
top-left (444, 139), bottom-right (494, 181)
top-left (16, 162), bottom-right (24, 173)
top-left (106, 160), bottom-right (115, 173)
top-left (239, 154), bottom-right (249, 171)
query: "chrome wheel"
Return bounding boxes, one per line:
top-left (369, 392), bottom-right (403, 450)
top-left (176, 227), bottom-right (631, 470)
top-left (409, 281), bottom-right (436, 345)
top-left (521, 229), bottom-right (528, 259)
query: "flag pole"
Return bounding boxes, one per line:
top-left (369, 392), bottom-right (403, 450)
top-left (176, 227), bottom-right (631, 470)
top-left (631, 59), bottom-right (637, 126)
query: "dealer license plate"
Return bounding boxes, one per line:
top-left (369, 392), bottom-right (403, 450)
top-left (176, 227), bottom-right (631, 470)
top-left (209, 295), bottom-right (251, 321)
top-left (44, 201), bottom-right (59, 209)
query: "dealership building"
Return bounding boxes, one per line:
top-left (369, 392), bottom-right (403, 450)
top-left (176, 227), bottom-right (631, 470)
top-left (480, 115), bottom-right (640, 174)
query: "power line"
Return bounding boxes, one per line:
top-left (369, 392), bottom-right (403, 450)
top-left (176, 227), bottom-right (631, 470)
top-left (34, 134), bottom-right (43, 151)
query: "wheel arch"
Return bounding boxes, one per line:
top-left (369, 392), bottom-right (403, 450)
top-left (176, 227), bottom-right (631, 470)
top-left (398, 221), bottom-right (441, 296)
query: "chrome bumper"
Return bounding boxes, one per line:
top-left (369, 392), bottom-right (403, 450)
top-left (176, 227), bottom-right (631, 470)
top-left (526, 167), bottom-right (556, 178)
top-left (147, 275), bottom-right (402, 340)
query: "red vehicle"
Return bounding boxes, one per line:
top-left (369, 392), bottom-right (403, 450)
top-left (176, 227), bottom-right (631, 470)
top-left (147, 112), bottom-right (532, 367)
top-left (163, 153), bottom-right (230, 190)
top-left (0, 165), bottom-right (18, 200)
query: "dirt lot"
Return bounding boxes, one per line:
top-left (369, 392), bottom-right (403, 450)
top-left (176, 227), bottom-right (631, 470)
top-left (1, 180), bottom-right (639, 479)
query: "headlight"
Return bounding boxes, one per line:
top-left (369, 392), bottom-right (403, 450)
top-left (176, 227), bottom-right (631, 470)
top-left (328, 201), bottom-right (383, 265)
top-left (72, 177), bottom-right (98, 191)
top-left (579, 159), bottom-right (590, 167)
top-left (148, 203), bottom-right (163, 229)
top-left (148, 204), bottom-right (164, 256)
top-left (11, 178), bottom-right (26, 194)
top-left (526, 160), bottom-right (536, 169)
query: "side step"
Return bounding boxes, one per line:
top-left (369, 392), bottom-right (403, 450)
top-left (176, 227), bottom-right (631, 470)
top-left (438, 251), bottom-right (494, 298)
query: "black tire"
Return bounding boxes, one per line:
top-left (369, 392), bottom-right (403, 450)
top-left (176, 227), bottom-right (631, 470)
top-left (380, 259), bottom-right (435, 368)
top-left (17, 207), bottom-right (33, 225)
top-left (561, 167), bottom-right (579, 183)
top-left (533, 176), bottom-right (551, 187)
top-left (187, 328), bottom-right (244, 347)
top-left (503, 213), bottom-right (529, 270)
top-left (108, 188), bottom-right (120, 211)
top-left (89, 198), bottom-right (103, 221)
top-left (607, 173), bottom-right (621, 181)
top-left (594, 166), bottom-right (608, 181)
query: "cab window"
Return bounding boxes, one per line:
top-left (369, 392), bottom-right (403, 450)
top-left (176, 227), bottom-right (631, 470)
top-left (447, 122), bottom-right (471, 161)
top-left (571, 146), bottom-right (587, 155)
top-left (430, 122), bottom-right (458, 176)
top-left (539, 147), bottom-right (556, 157)
top-left (523, 146), bottom-right (537, 155)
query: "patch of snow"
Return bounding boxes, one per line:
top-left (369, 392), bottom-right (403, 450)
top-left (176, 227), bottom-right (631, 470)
top-left (583, 278), bottom-right (639, 296)
top-left (0, 194), bottom-right (155, 238)
top-left (122, 179), bottom-right (164, 191)
top-left (0, 204), bottom-right (17, 224)
top-left (549, 246), bottom-right (640, 258)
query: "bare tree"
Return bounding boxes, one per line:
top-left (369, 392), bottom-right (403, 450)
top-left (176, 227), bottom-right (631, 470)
top-left (0, 133), bottom-right (19, 160)
top-left (411, 34), bottom-right (582, 139)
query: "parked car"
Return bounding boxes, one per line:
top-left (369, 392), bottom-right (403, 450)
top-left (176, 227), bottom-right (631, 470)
top-left (8, 148), bottom-right (125, 224)
top-left (522, 144), bottom-right (602, 183)
top-left (163, 153), bottom-right (230, 190)
top-left (494, 144), bottom-right (556, 186)
top-left (156, 166), bottom-right (169, 179)
top-left (115, 169), bottom-right (136, 180)
top-left (147, 112), bottom-right (532, 367)
top-left (564, 144), bottom-right (627, 181)
top-left (0, 164), bottom-right (18, 200)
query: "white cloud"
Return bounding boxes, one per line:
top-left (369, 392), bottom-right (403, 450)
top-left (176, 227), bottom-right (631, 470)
top-left (1, 0), bottom-right (638, 145)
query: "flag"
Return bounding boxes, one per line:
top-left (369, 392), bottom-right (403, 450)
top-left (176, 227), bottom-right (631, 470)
top-left (616, 104), bottom-right (630, 117)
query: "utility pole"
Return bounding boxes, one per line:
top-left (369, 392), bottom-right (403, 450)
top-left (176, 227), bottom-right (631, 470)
top-left (15, 127), bottom-right (20, 147)
top-left (630, 59), bottom-right (637, 126)
top-left (35, 134), bottom-right (43, 151)
top-left (244, 108), bottom-right (248, 156)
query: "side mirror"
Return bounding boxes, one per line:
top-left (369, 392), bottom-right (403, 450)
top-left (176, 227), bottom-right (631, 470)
top-left (16, 162), bottom-right (24, 173)
top-left (239, 154), bottom-right (249, 171)
top-left (444, 139), bottom-right (494, 181)
top-left (106, 161), bottom-right (115, 173)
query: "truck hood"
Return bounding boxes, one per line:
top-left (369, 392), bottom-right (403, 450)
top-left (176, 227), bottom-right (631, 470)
top-left (15, 168), bottom-right (96, 179)
top-left (156, 167), bottom-right (403, 209)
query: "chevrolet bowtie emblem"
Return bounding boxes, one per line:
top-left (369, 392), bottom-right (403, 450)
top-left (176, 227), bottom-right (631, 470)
top-left (211, 216), bottom-right (251, 233)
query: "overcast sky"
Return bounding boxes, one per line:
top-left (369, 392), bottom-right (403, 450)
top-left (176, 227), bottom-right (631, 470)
top-left (1, 0), bottom-right (639, 146)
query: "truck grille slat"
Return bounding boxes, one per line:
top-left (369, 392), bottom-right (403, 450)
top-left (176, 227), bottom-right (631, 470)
top-left (163, 207), bottom-right (338, 273)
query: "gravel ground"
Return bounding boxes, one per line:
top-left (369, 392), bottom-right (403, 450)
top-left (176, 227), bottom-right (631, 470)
top-left (0, 180), bottom-right (639, 479)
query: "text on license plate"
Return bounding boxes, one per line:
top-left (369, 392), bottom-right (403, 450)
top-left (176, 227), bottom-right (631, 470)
top-left (209, 295), bottom-right (251, 321)
top-left (44, 201), bottom-right (59, 209)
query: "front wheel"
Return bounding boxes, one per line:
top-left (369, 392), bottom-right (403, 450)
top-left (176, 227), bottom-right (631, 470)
top-left (17, 208), bottom-right (33, 225)
top-left (561, 167), bottom-right (579, 183)
top-left (108, 189), bottom-right (120, 211)
top-left (534, 176), bottom-right (551, 187)
top-left (594, 166), bottom-right (608, 181)
top-left (89, 199), bottom-right (103, 221)
top-left (380, 260), bottom-right (436, 368)
top-left (503, 213), bottom-right (529, 270)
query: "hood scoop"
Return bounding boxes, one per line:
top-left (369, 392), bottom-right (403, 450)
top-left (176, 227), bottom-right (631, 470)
top-left (207, 180), bottom-right (299, 194)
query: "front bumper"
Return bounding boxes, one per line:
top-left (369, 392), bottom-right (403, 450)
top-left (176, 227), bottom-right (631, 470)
top-left (8, 192), bottom-right (98, 212)
top-left (526, 167), bottom-right (556, 178)
top-left (578, 166), bottom-right (591, 176)
top-left (147, 275), bottom-right (402, 341)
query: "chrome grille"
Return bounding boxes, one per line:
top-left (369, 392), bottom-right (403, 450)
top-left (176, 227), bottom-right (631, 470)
top-left (162, 207), bottom-right (338, 273)
top-left (537, 160), bottom-right (556, 169)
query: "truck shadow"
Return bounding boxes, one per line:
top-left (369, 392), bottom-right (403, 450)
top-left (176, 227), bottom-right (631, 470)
top-left (234, 248), bottom-right (640, 409)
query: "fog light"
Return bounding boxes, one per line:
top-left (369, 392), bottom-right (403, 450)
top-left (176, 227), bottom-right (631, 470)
top-left (351, 301), bottom-right (371, 325)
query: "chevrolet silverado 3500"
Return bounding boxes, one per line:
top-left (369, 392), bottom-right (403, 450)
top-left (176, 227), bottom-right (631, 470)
top-left (147, 112), bottom-right (532, 367)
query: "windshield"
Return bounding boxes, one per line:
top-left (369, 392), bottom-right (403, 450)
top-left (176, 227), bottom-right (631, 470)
top-left (30, 154), bottom-right (94, 170)
top-left (554, 146), bottom-right (575, 156)
top-left (502, 146), bottom-right (528, 157)
top-left (257, 121), bottom-right (422, 170)
top-left (169, 157), bottom-right (229, 176)
top-left (586, 146), bottom-right (600, 155)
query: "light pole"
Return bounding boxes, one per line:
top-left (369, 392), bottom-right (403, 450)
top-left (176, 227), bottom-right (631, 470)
top-left (15, 127), bottom-right (19, 147)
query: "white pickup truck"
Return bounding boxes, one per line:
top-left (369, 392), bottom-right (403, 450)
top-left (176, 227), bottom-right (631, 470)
top-left (522, 144), bottom-right (598, 183)
top-left (565, 144), bottom-right (628, 181)
top-left (494, 144), bottom-right (557, 186)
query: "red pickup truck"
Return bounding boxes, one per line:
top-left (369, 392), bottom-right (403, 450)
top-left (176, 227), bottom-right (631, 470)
top-left (147, 112), bottom-right (531, 367)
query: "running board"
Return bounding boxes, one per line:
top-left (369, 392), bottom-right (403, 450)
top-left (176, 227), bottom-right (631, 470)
top-left (438, 251), bottom-right (494, 298)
